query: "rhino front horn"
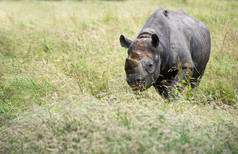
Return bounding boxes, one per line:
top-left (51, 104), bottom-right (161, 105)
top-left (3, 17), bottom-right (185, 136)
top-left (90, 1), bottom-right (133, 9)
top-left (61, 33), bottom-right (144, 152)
top-left (125, 58), bottom-right (141, 73)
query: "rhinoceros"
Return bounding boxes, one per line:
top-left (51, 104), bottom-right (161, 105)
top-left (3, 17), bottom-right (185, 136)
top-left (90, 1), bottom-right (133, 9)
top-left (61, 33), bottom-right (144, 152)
top-left (120, 8), bottom-right (211, 98)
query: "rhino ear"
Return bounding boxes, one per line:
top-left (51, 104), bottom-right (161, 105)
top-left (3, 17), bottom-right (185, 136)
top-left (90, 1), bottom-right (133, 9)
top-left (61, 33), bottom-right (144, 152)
top-left (151, 34), bottom-right (159, 48)
top-left (120, 35), bottom-right (132, 48)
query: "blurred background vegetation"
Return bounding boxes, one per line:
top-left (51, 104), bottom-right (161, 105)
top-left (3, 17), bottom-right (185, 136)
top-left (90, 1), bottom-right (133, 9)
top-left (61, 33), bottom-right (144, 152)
top-left (0, 0), bottom-right (237, 153)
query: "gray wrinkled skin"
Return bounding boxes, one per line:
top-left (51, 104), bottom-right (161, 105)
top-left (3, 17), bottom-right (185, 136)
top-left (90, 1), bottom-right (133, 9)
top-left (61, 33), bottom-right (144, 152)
top-left (120, 8), bottom-right (211, 98)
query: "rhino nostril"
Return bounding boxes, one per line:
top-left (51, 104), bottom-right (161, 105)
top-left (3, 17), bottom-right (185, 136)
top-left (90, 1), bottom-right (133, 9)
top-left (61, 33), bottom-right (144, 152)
top-left (135, 78), bottom-right (143, 85)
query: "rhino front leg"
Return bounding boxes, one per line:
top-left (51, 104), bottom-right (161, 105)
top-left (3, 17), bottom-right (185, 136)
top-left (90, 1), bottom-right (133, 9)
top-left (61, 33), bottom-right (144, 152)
top-left (154, 81), bottom-right (169, 99)
top-left (168, 68), bottom-right (193, 96)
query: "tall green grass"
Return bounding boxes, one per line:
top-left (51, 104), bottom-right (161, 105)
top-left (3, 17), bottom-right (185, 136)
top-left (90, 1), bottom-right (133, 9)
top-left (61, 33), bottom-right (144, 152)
top-left (0, 0), bottom-right (237, 153)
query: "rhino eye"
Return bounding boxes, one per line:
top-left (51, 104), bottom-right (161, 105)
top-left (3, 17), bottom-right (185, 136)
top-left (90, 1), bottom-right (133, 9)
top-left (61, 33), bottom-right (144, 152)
top-left (149, 64), bottom-right (153, 68)
top-left (147, 63), bottom-right (155, 73)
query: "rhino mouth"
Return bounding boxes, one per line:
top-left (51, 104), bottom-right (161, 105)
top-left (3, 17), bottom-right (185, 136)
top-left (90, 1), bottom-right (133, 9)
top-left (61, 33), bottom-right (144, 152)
top-left (131, 84), bottom-right (146, 91)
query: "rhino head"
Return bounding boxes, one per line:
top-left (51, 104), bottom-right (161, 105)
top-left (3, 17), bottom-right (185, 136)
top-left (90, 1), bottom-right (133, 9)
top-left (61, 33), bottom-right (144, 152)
top-left (120, 34), bottom-right (161, 91)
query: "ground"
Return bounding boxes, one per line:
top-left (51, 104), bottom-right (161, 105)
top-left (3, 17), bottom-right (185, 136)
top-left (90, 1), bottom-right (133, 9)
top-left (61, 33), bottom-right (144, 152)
top-left (0, 0), bottom-right (237, 153)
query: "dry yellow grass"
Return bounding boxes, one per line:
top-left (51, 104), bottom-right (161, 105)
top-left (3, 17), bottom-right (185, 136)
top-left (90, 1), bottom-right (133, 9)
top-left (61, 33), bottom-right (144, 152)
top-left (0, 0), bottom-right (237, 153)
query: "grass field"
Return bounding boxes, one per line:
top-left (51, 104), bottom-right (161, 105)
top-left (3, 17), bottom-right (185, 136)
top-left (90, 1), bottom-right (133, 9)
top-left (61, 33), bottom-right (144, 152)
top-left (0, 0), bottom-right (237, 153)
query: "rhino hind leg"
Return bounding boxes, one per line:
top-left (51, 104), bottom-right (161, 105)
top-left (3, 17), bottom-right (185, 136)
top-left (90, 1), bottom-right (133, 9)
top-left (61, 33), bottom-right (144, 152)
top-left (191, 65), bottom-right (207, 88)
top-left (191, 77), bottom-right (202, 88)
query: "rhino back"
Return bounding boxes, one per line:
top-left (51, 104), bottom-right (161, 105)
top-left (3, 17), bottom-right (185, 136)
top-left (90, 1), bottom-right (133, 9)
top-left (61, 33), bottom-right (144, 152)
top-left (140, 8), bottom-right (211, 77)
top-left (169, 10), bottom-right (211, 77)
